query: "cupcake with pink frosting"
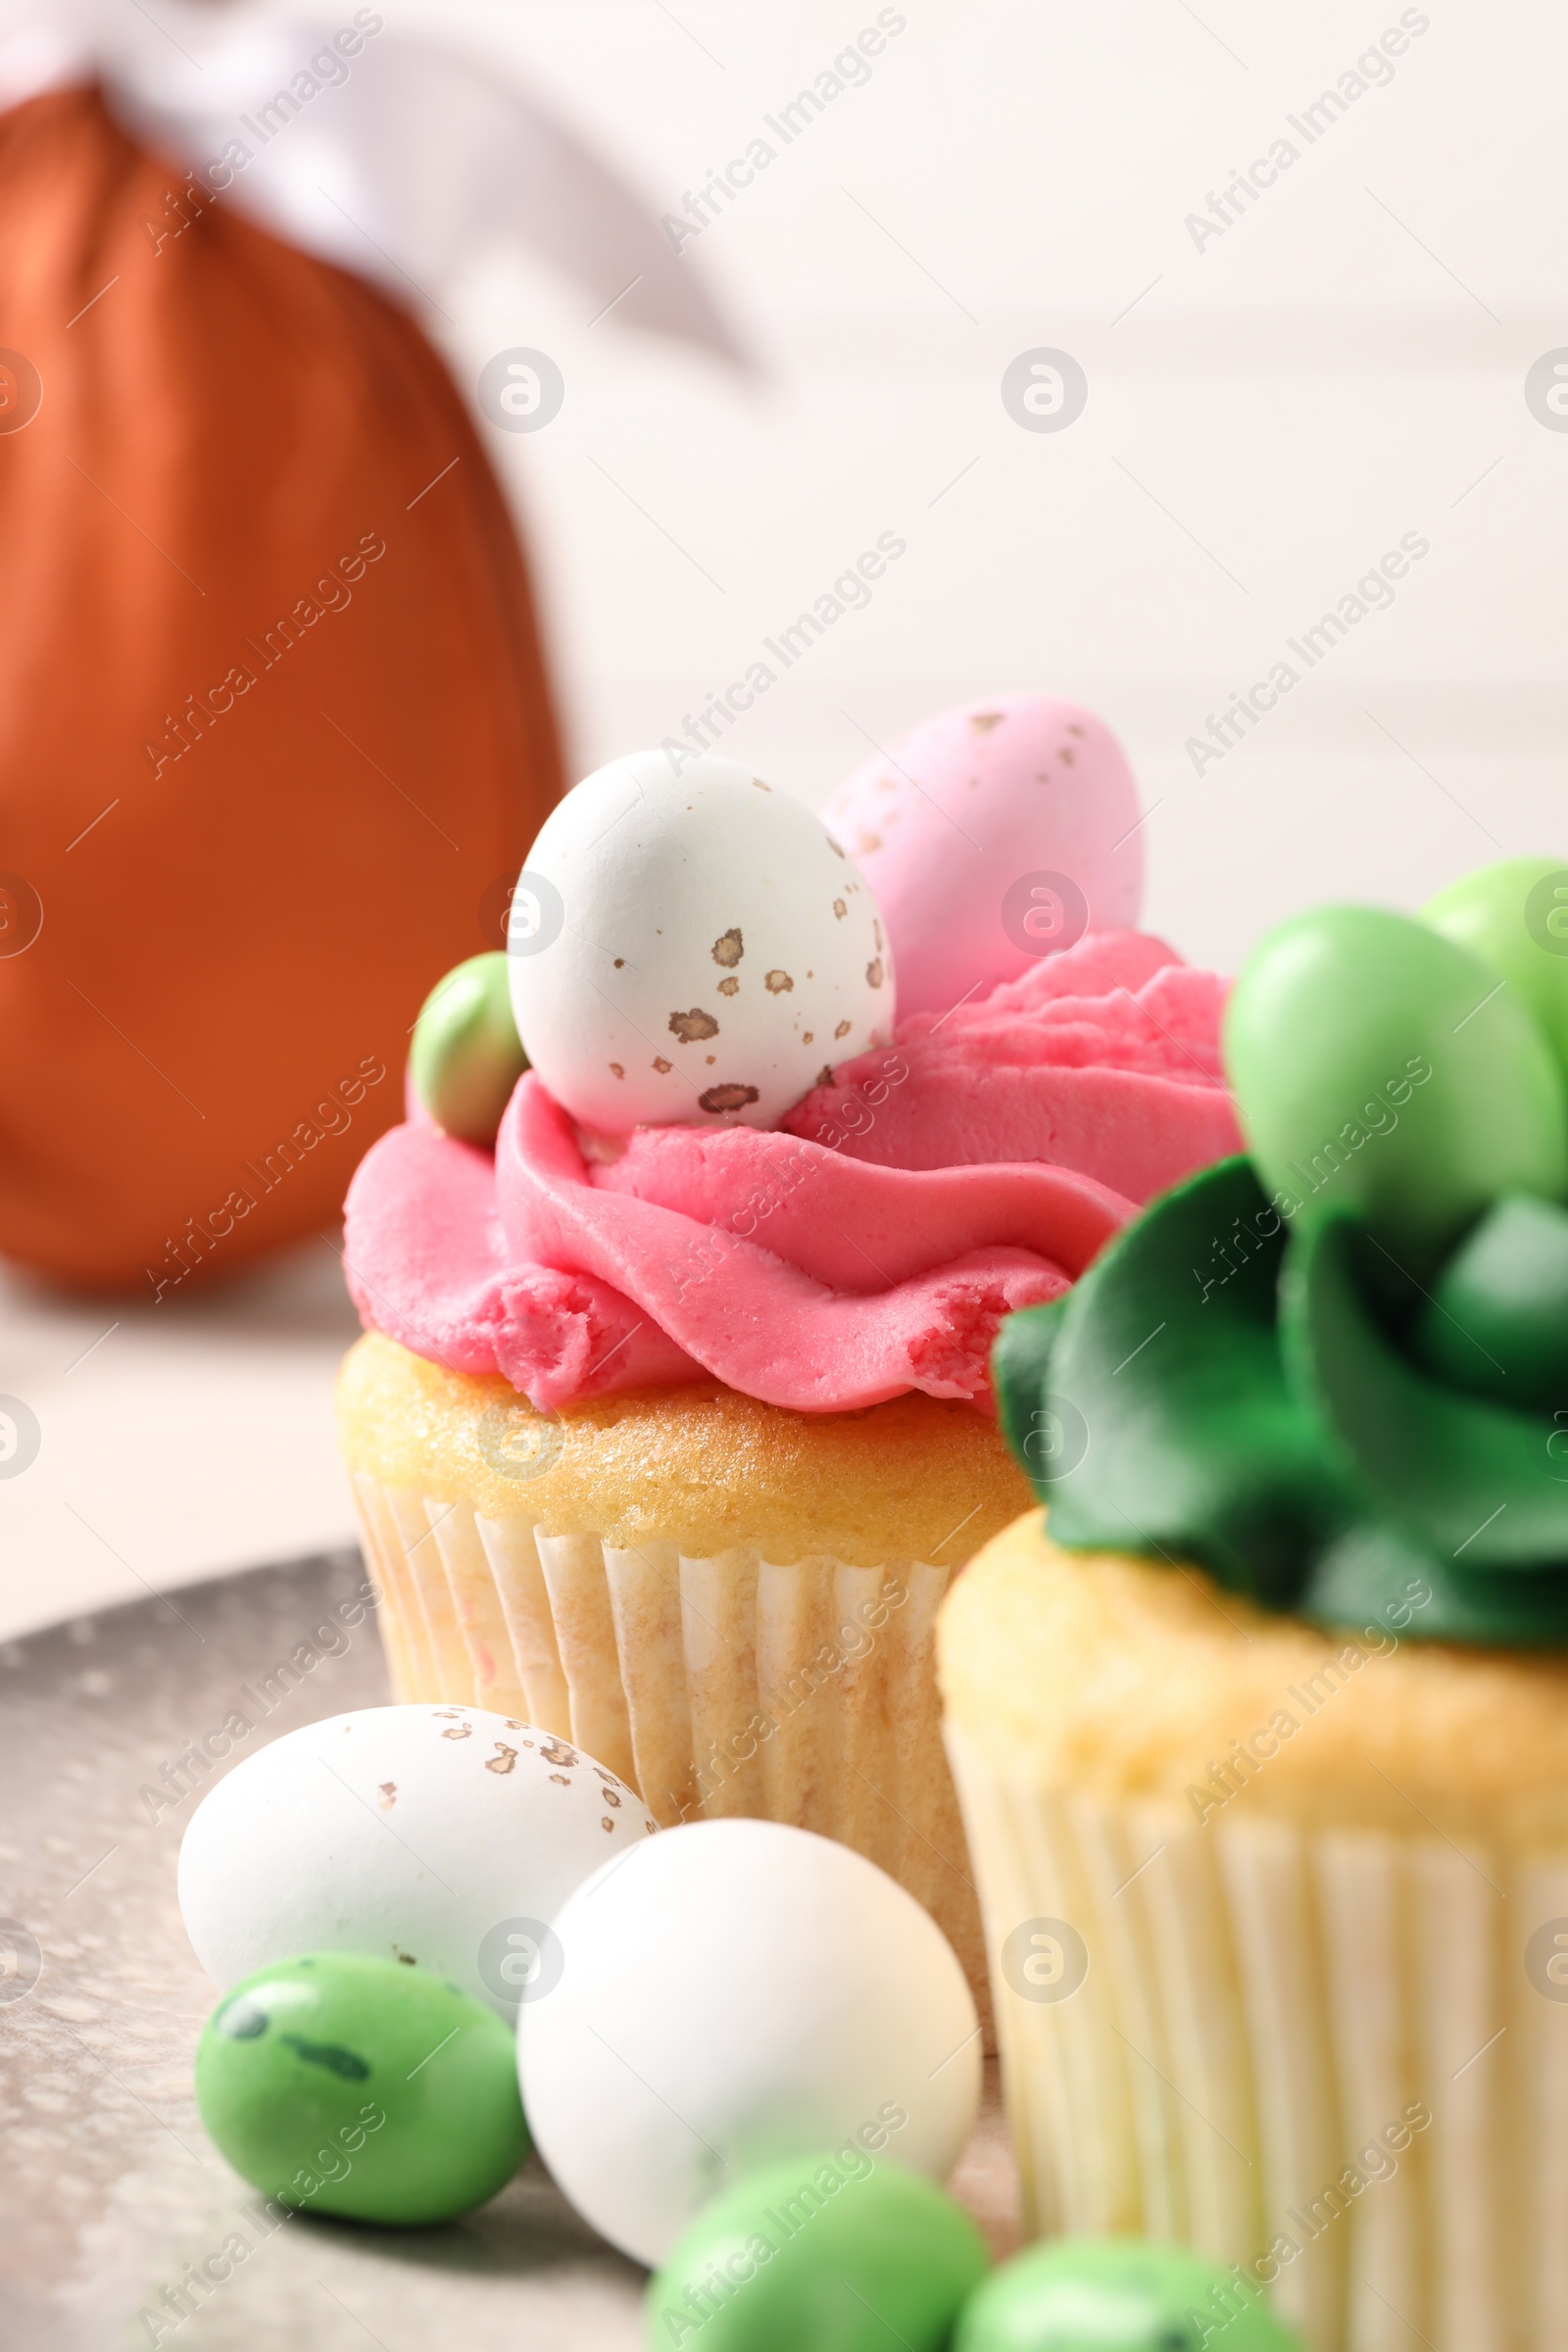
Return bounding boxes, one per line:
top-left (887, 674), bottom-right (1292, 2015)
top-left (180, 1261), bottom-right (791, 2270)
top-left (336, 696), bottom-right (1240, 2001)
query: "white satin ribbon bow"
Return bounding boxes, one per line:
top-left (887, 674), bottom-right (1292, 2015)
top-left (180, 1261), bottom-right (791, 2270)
top-left (0, 0), bottom-right (744, 365)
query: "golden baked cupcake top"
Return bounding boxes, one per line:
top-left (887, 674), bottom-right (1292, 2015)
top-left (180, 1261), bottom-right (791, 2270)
top-left (338, 1330), bottom-right (1029, 1567)
top-left (940, 1512), bottom-right (1568, 1849)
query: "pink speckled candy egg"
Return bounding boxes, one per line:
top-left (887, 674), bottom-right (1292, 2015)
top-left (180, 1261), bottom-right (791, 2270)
top-left (823, 692), bottom-right (1144, 1021)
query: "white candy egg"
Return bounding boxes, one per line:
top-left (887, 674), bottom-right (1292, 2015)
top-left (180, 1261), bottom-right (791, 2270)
top-left (516, 1818), bottom-right (980, 2265)
top-left (177, 1704), bottom-right (654, 2018)
top-left (507, 750), bottom-right (895, 1132)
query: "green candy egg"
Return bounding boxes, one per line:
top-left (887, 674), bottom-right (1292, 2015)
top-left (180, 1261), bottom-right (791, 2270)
top-left (195, 1953), bottom-right (528, 2227)
top-left (410, 952), bottom-right (528, 1145)
top-left (1224, 906), bottom-right (1568, 1268)
top-left (644, 2152), bottom-right (988, 2351)
top-left (1411, 1190), bottom-right (1568, 1405)
top-left (954, 2237), bottom-right (1304, 2351)
top-left (1422, 857), bottom-right (1568, 1079)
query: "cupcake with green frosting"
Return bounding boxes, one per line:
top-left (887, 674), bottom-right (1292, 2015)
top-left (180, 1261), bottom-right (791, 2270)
top-left (939, 858), bottom-right (1568, 2352)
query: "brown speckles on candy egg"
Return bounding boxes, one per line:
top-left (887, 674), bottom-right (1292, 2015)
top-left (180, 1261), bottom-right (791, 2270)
top-left (835, 1020), bottom-right (852, 1039)
top-left (969, 710), bottom-right (1005, 733)
top-left (866, 959), bottom-right (884, 988)
top-left (602, 1816), bottom-right (614, 1832)
top-left (507, 751), bottom-right (893, 1132)
top-left (441, 1723), bottom-right (471, 1740)
top-left (803, 1031), bottom-right (812, 1045)
top-left (178, 1704), bottom-right (662, 2026)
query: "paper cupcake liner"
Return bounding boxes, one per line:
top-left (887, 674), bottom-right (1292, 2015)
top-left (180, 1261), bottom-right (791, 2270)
top-left (351, 1470), bottom-right (986, 2019)
top-left (945, 1724), bottom-right (1568, 2352)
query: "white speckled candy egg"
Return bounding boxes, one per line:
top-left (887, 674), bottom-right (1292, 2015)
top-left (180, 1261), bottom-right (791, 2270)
top-left (177, 1705), bottom-right (654, 2018)
top-left (516, 1819), bottom-right (981, 2266)
top-left (507, 749), bottom-right (894, 1132)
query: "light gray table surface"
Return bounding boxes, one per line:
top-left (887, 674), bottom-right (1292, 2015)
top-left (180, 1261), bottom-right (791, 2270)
top-left (0, 1552), bottom-right (1017, 2351)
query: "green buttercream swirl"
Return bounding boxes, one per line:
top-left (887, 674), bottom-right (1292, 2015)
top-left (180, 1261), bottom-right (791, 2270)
top-left (993, 1156), bottom-right (1568, 1646)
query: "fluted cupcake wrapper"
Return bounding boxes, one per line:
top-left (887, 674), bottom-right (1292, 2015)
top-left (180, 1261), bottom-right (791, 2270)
top-left (351, 1470), bottom-right (987, 2022)
top-left (945, 1724), bottom-right (1568, 2352)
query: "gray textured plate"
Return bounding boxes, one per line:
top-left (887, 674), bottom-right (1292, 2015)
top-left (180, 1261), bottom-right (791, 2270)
top-left (0, 1555), bottom-right (1015, 2350)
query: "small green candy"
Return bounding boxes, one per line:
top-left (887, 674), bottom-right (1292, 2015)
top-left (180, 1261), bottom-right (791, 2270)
top-left (196, 1953), bottom-right (528, 2227)
top-left (1422, 857), bottom-right (1568, 1081)
top-left (1224, 906), bottom-right (1568, 1269)
top-left (410, 952), bottom-right (527, 1145)
top-left (644, 2152), bottom-right (988, 2352)
top-left (954, 2237), bottom-right (1305, 2351)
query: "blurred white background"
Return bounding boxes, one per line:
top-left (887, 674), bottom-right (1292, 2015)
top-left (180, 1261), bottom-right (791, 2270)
top-left (6, 0), bottom-right (1566, 1635)
top-left (446, 0), bottom-right (1566, 962)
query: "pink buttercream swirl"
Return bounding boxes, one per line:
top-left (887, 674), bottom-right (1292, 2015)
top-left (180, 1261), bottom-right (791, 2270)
top-left (343, 931), bottom-right (1241, 1413)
